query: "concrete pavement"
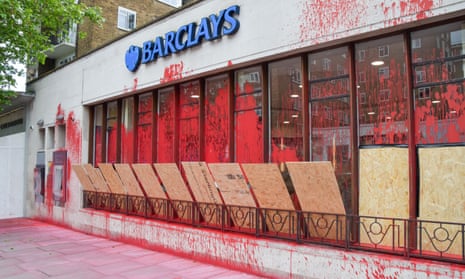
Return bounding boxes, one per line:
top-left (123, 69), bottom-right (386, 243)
top-left (0, 218), bottom-right (267, 279)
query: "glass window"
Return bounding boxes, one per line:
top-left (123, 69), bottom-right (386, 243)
top-left (356, 35), bottom-right (408, 145)
top-left (157, 87), bottom-right (176, 163)
top-left (93, 105), bottom-right (103, 165)
top-left (309, 47), bottom-right (351, 212)
top-left (121, 97), bottom-right (134, 163)
top-left (412, 21), bottom-right (465, 144)
top-left (205, 75), bottom-right (230, 162)
top-left (269, 58), bottom-right (304, 165)
top-left (106, 101), bottom-right (118, 163)
top-left (117, 7), bottom-right (136, 31)
top-left (234, 67), bottom-right (263, 163)
top-left (137, 93), bottom-right (153, 163)
top-left (179, 81), bottom-right (200, 161)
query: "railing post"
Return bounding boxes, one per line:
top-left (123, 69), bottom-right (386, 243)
top-left (296, 211), bottom-right (301, 243)
top-left (345, 215), bottom-right (351, 250)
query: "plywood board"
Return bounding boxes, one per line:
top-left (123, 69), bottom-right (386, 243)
top-left (181, 162), bottom-right (222, 204)
top-left (208, 163), bottom-right (255, 207)
top-left (359, 148), bottom-right (409, 248)
top-left (418, 146), bottom-right (465, 256)
top-left (241, 163), bottom-right (296, 234)
top-left (114, 164), bottom-right (145, 197)
top-left (208, 163), bottom-right (257, 229)
top-left (286, 161), bottom-right (346, 241)
top-left (98, 164), bottom-right (127, 195)
top-left (72, 165), bottom-right (96, 191)
top-left (241, 163), bottom-right (294, 210)
top-left (286, 162), bottom-right (345, 214)
top-left (83, 164), bottom-right (111, 193)
top-left (153, 163), bottom-right (193, 201)
top-left (132, 164), bottom-right (167, 199)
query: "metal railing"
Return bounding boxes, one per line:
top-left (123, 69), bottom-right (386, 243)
top-left (82, 191), bottom-right (465, 265)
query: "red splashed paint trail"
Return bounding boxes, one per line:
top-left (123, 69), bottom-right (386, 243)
top-left (161, 62), bottom-right (184, 84)
top-left (299, 0), bottom-right (366, 43)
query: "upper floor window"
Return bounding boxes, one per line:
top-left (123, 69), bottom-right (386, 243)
top-left (118, 7), bottom-right (136, 31)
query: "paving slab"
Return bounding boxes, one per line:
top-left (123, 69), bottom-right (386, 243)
top-left (0, 218), bottom-right (267, 279)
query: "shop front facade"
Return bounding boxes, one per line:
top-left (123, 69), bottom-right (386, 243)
top-left (25, 0), bottom-right (465, 277)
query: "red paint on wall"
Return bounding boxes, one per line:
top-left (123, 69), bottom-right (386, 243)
top-left (161, 62), bottom-right (184, 84)
top-left (299, 0), bottom-right (365, 42)
top-left (65, 111), bottom-right (82, 182)
top-left (56, 104), bottom-right (65, 125)
top-left (132, 78), bottom-right (138, 91)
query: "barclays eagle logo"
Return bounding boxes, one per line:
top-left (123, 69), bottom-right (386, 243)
top-left (125, 45), bottom-right (142, 72)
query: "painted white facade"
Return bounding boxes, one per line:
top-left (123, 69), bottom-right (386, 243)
top-left (22, 0), bottom-right (465, 277)
top-left (0, 132), bottom-right (25, 218)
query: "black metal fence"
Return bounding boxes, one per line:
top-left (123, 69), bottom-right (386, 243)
top-left (83, 191), bottom-right (465, 265)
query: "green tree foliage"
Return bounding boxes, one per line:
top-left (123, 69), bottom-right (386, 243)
top-left (0, 0), bottom-right (103, 106)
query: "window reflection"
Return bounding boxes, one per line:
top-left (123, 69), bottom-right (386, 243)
top-left (157, 87), bottom-right (176, 163)
top-left (269, 58), bottom-right (304, 166)
top-left (106, 101), bottom-right (118, 163)
top-left (309, 47), bottom-right (351, 213)
top-left (137, 93), bottom-right (152, 163)
top-left (356, 35), bottom-right (408, 145)
top-left (93, 105), bottom-right (103, 165)
top-left (121, 98), bottom-right (134, 163)
top-left (412, 21), bottom-right (465, 144)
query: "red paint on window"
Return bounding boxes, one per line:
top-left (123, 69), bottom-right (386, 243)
top-left (106, 102), bottom-right (118, 163)
top-left (161, 62), bottom-right (184, 84)
top-left (137, 94), bottom-right (153, 163)
top-left (179, 82), bottom-right (200, 161)
top-left (205, 76), bottom-right (230, 162)
top-left (157, 88), bottom-right (176, 163)
top-left (65, 111), bottom-right (81, 182)
top-left (132, 78), bottom-right (138, 91)
top-left (235, 68), bottom-right (264, 163)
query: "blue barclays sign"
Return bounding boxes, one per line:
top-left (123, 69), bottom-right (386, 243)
top-left (125, 5), bottom-right (240, 72)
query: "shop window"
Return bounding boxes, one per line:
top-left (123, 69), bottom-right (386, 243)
top-left (205, 75), bottom-right (230, 162)
top-left (157, 87), bottom-right (176, 163)
top-left (137, 93), bottom-right (153, 163)
top-left (56, 124), bottom-right (66, 149)
top-left (308, 47), bottom-right (351, 213)
top-left (234, 66), bottom-right (263, 163)
top-left (356, 35), bottom-right (408, 145)
top-left (93, 105), bottom-right (103, 165)
top-left (358, 49), bottom-right (366, 62)
top-left (106, 101), bottom-right (118, 163)
top-left (412, 21), bottom-right (465, 144)
top-left (179, 81), bottom-right (200, 161)
top-left (117, 7), bottom-right (136, 31)
top-left (121, 97), bottom-right (134, 163)
top-left (269, 58), bottom-right (304, 166)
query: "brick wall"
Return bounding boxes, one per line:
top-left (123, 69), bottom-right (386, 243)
top-left (77, 0), bottom-right (200, 57)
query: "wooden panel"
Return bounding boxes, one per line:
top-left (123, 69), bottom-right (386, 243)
top-left (83, 164), bottom-right (111, 193)
top-left (72, 165), bottom-right (96, 191)
top-left (241, 163), bottom-right (294, 210)
top-left (153, 163), bottom-right (193, 201)
top-left (98, 164), bottom-right (126, 195)
top-left (114, 164), bottom-right (145, 197)
top-left (286, 161), bottom-right (346, 240)
top-left (287, 162), bottom-right (345, 214)
top-left (132, 164), bottom-right (166, 199)
top-left (241, 163), bottom-right (296, 234)
top-left (181, 162), bottom-right (222, 204)
top-left (208, 163), bottom-right (257, 229)
top-left (359, 148), bottom-right (409, 248)
top-left (419, 146), bottom-right (465, 256)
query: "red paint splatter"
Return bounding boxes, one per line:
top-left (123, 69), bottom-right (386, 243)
top-left (179, 82), bottom-right (200, 161)
top-left (205, 76), bottom-right (230, 162)
top-left (137, 93), bottom-right (153, 163)
top-left (56, 104), bottom-right (65, 125)
top-left (227, 60), bottom-right (233, 67)
top-left (132, 78), bottom-right (138, 91)
top-left (161, 62), bottom-right (184, 84)
top-left (157, 88), bottom-right (176, 163)
top-left (299, 0), bottom-right (366, 43)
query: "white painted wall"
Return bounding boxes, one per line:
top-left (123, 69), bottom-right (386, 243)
top-left (0, 132), bottom-right (25, 218)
